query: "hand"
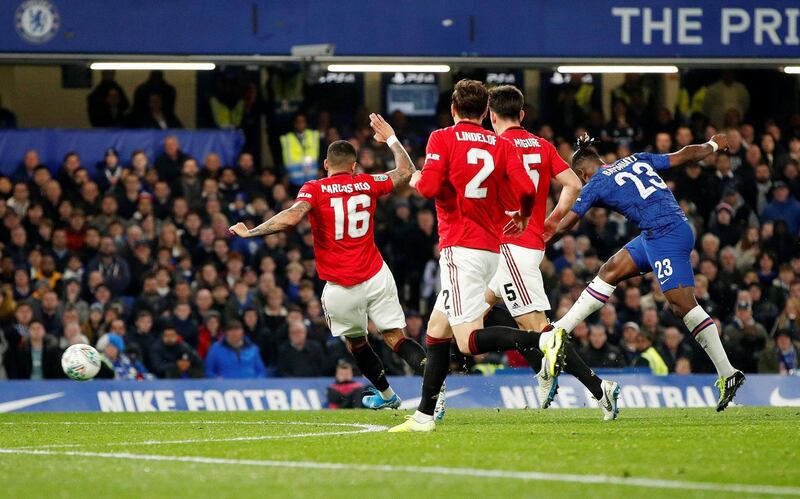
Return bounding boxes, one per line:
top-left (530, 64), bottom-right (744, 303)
top-left (228, 222), bottom-right (251, 238)
top-left (409, 171), bottom-right (422, 189)
top-left (503, 210), bottom-right (529, 237)
top-left (542, 214), bottom-right (559, 242)
top-left (710, 133), bottom-right (728, 151)
top-left (369, 113), bottom-right (396, 143)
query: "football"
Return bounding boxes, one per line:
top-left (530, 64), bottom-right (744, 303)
top-left (61, 344), bottom-right (101, 381)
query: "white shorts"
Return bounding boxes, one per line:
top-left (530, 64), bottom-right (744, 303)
top-left (434, 246), bottom-right (498, 326)
top-left (321, 262), bottom-right (406, 338)
top-left (489, 244), bottom-right (551, 317)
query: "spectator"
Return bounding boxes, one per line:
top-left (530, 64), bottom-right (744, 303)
top-left (758, 330), bottom-right (799, 374)
top-left (149, 326), bottom-right (204, 379)
top-left (87, 70), bottom-right (129, 127)
top-left (724, 291), bottom-right (768, 373)
top-left (59, 321), bottom-right (90, 349)
top-left (580, 325), bottom-right (624, 369)
top-left (761, 182), bottom-right (800, 236)
top-left (204, 320), bottom-right (265, 378)
top-left (620, 322), bottom-right (640, 364)
top-left (277, 320), bottom-right (324, 377)
top-left (675, 357), bottom-right (693, 375)
top-left (102, 333), bottom-right (151, 380)
top-left (154, 136), bottom-right (189, 187)
top-left (87, 237), bottom-right (131, 296)
top-left (703, 71), bottom-right (750, 129)
top-left (327, 360), bottom-right (365, 409)
top-left (12, 150), bottom-right (41, 183)
top-left (632, 330), bottom-right (669, 375)
top-left (132, 71), bottom-right (177, 118)
top-left (280, 113), bottom-right (320, 188)
top-left (125, 310), bottom-right (157, 370)
top-left (657, 327), bottom-right (694, 373)
top-left (8, 320), bottom-right (64, 379)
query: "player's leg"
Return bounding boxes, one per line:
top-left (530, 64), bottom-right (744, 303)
top-left (552, 238), bottom-right (647, 333)
top-left (366, 263), bottom-right (427, 376)
top-left (321, 282), bottom-right (399, 410)
top-left (653, 225), bottom-right (744, 410)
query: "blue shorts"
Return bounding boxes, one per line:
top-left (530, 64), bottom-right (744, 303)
top-left (624, 222), bottom-right (695, 292)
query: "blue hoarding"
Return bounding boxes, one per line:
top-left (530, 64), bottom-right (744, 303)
top-left (1, 1), bottom-right (800, 58)
top-left (0, 374), bottom-right (798, 413)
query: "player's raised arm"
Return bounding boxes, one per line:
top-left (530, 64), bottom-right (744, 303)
top-left (667, 133), bottom-right (728, 167)
top-left (369, 113), bottom-right (416, 188)
top-left (543, 164), bottom-right (583, 241)
top-left (229, 200), bottom-right (312, 238)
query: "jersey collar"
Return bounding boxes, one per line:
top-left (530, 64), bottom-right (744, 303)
top-left (329, 171), bottom-right (352, 178)
top-left (455, 120), bottom-right (484, 128)
top-left (505, 126), bottom-right (526, 132)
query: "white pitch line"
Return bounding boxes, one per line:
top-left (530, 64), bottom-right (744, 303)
top-left (12, 422), bottom-right (387, 449)
top-left (0, 448), bottom-right (798, 496)
top-left (0, 421), bottom-right (373, 426)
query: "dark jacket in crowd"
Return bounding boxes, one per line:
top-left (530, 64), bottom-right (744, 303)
top-left (277, 339), bottom-right (324, 377)
top-left (149, 340), bottom-right (204, 379)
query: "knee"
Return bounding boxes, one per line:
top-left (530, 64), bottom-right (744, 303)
top-left (345, 336), bottom-right (368, 352)
top-left (670, 302), bottom-right (693, 318)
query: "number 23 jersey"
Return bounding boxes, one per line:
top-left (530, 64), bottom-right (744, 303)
top-left (571, 152), bottom-right (687, 234)
top-left (416, 121), bottom-right (535, 252)
top-left (298, 172), bottom-right (393, 286)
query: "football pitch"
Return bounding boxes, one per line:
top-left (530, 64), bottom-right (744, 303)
top-left (0, 408), bottom-right (798, 498)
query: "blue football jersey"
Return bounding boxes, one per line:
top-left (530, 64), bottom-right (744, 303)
top-left (571, 152), bottom-right (687, 232)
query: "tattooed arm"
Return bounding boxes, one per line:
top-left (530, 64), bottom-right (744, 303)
top-left (229, 201), bottom-right (312, 238)
top-left (369, 112), bottom-right (416, 188)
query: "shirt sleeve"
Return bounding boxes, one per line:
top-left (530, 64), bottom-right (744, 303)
top-left (571, 179), bottom-right (599, 217)
top-left (637, 152), bottom-right (670, 171)
top-left (546, 140), bottom-right (570, 177)
top-left (367, 173), bottom-right (395, 197)
top-left (415, 131), bottom-right (448, 198)
top-left (296, 181), bottom-right (318, 209)
top-left (504, 139), bottom-right (536, 217)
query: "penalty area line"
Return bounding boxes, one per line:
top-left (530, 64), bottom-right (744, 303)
top-left (0, 448), bottom-right (798, 496)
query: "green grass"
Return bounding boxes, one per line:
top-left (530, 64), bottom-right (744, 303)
top-left (0, 408), bottom-right (798, 498)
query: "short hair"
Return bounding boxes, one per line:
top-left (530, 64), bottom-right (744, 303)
top-left (488, 85), bottom-right (524, 119)
top-left (451, 79), bottom-right (488, 119)
top-left (326, 140), bottom-right (357, 169)
top-left (226, 319), bottom-right (243, 330)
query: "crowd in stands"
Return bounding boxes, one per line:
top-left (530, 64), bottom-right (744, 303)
top-left (0, 70), bottom-right (798, 382)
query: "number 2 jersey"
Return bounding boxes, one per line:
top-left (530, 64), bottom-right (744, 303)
top-left (297, 172), bottom-right (394, 286)
top-left (416, 120), bottom-right (536, 252)
top-left (499, 127), bottom-right (569, 251)
top-left (571, 152), bottom-right (687, 234)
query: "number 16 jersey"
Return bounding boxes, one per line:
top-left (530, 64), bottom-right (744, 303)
top-left (416, 120), bottom-right (535, 253)
top-left (571, 152), bottom-right (687, 235)
top-left (297, 172), bottom-right (394, 286)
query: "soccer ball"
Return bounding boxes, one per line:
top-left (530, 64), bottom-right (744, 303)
top-left (61, 344), bottom-right (101, 381)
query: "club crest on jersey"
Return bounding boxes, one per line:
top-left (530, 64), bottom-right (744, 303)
top-left (15, 0), bottom-right (60, 44)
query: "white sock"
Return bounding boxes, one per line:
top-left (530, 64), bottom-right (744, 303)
top-left (413, 410), bottom-right (433, 423)
top-left (553, 277), bottom-right (616, 333)
top-left (683, 305), bottom-right (736, 378)
top-left (380, 387), bottom-right (396, 400)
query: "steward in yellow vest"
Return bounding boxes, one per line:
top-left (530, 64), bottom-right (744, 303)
top-left (280, 113), bottom-right (320, 187)
top-left (633, 330), bottom-right (669, 375)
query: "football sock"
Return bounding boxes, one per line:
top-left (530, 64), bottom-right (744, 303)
top-left (564, 344), bottom-right (604, 399)
top-left (418, 336), bottom-right (451, 416)
top-left (468, 326), bottom-right (542, 356)
top-left (553, 277), bottom-right (615, 332)
top-left (392, 337), bottom-right (427, 376)
top-left (683, 305), bottom-right (736, 378)
top-left (350, 341), bottom-right (391, 395)
top-left (485, 306), bottom-right (547, 369)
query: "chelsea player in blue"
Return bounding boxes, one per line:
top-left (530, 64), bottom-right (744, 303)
top-left (548, 133), bottom-right (744, 412)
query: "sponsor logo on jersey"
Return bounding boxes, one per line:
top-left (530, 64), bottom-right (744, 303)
top-left (297, 192), bottom-right (313, 199)
top-left (15, 0), bottom-right (59, 44)
top-left (426, 153), bottom-right (440, 161)
top-left (371, 174), bottom-right (388, 182)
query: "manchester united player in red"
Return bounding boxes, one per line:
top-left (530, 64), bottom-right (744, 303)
top-left (390, 80), bottom-right (568, 433)
top-left (484, 85), bottom-right (620, 419)
top-left (229, 115), bottom-right (428, 411)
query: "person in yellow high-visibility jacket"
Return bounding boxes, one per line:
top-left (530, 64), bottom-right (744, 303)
top-left (633, 330), bottom-right (669, 375)
top-left (280, 113), bottom-right (320, 187)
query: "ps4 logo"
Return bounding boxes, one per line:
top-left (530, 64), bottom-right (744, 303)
top-left (15, 0), bottom-right (60, 44)
top-left (319, 73), bottom-right (356, 84)
top-left (391, 73), bottom-right (436, 84)
top-left (487, 73), bottom-right (516, 84)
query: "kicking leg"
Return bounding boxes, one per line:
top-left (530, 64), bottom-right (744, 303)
top-left (552, 247), bottom-right (641, 333)
top-left (665, 286), bottom-right (744, 411)
top-left (346, 336), bottom-right (400, 410)
top-left (383, 328), bottom-right (426, 376)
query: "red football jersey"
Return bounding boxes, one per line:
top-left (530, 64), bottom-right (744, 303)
top-left (297, 172), bottom-right (393, 286)
top-left (416, 121), bottom-right (535, 253)
top-left (499, 127), bottom-right (570, 250)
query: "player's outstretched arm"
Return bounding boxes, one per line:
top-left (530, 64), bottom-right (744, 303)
top-left (667, 133), bottom-right (728, 167)
top-left (229, 201), bottom-right (312, 238)
top-left (546, 210), bottom-right (580, 246)
top-left (544, 168), bottom-right (583, 240)
top-left (369, 113), bottom-right (416, 188)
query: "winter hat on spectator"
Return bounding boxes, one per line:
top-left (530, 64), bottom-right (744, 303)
top-left (623, 322), bottom-right (640, 332)
top-left (772, 181), bottom-right (789, 193)
top-left (106, 333), bottom-right (124, 353)
top-left (715, 203), bottom-right (734, 215)
top-left (89, 302), bottom-right (104, 313)
top-left (105, 147), bottom-right (119, 158)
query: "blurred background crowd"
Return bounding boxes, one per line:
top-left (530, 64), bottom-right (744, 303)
top-left (0, 68), bottom-right (798, 382)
